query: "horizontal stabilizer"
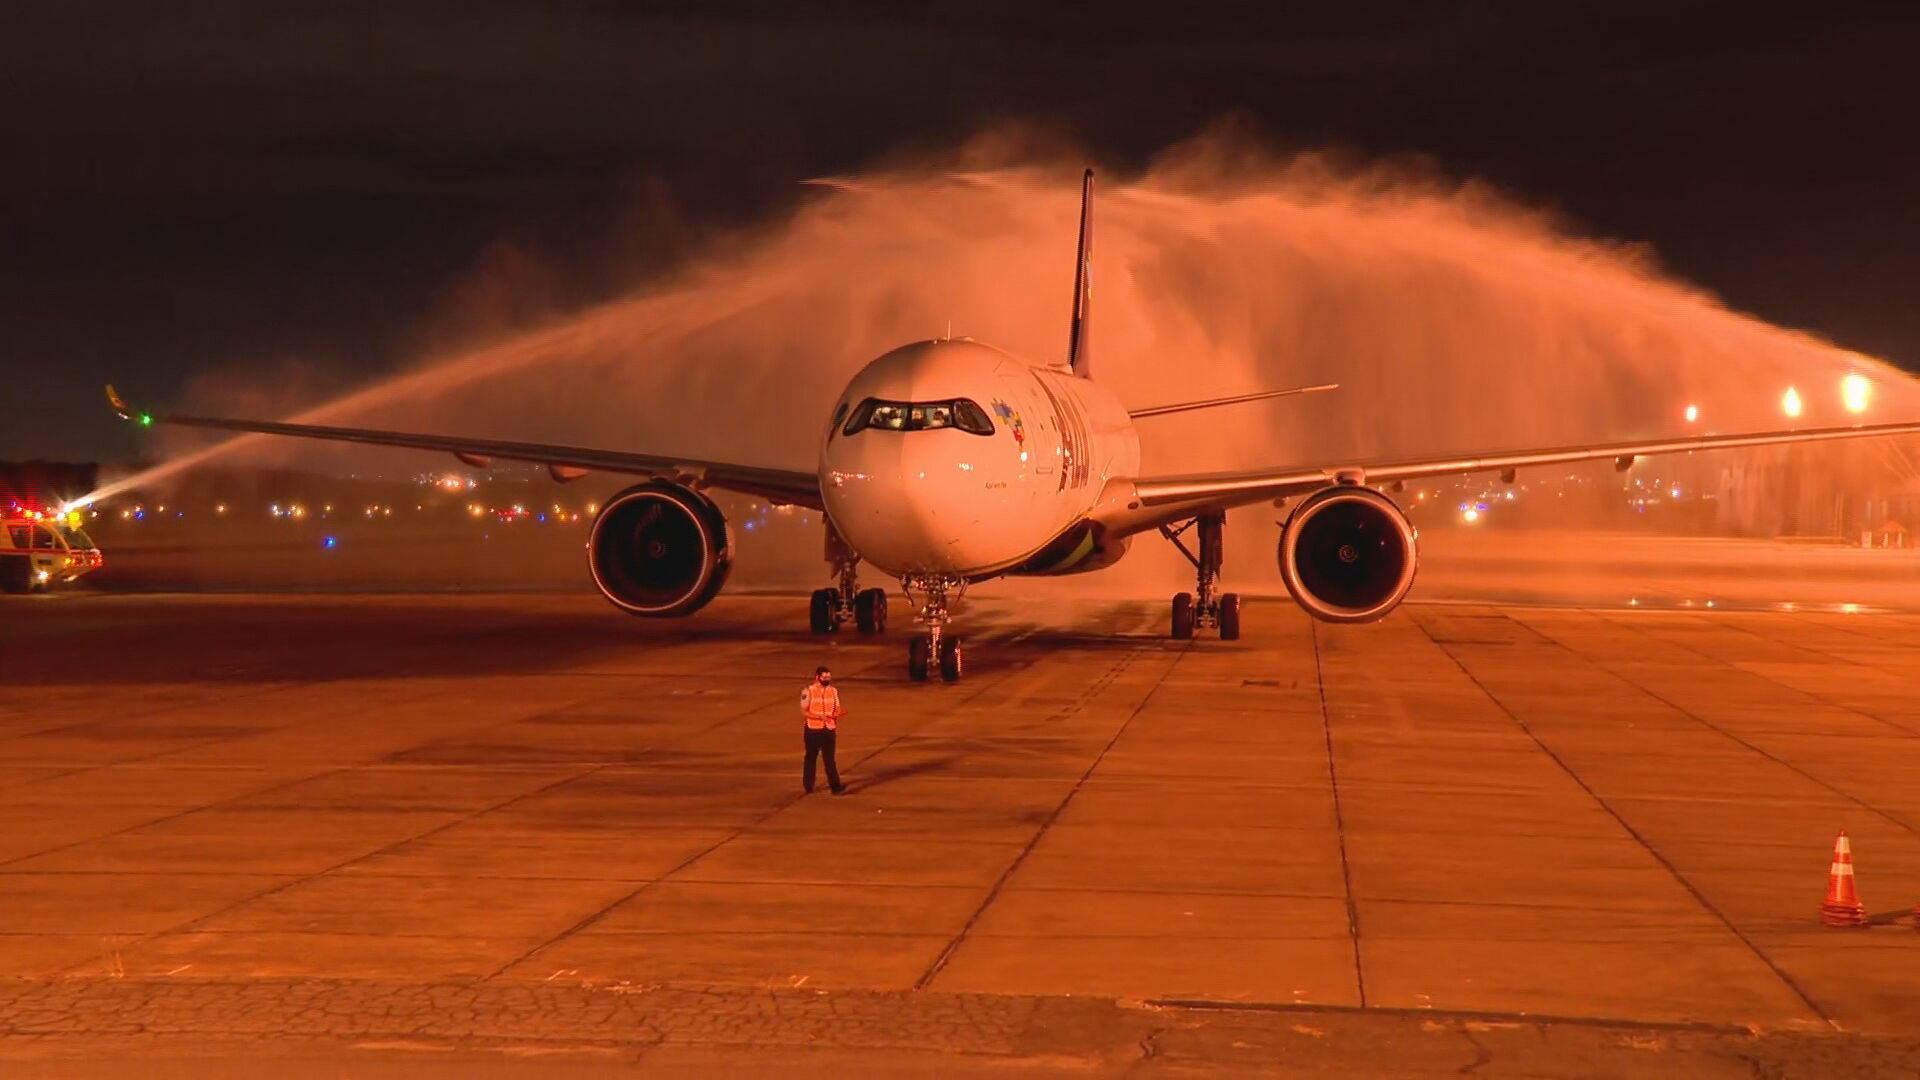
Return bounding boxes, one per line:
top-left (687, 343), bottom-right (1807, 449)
top-left (1128, 383), bottom-right (1338, 420)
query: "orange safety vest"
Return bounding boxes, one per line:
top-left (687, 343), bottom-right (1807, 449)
top-left (801, 683), bottom-right (842, 730)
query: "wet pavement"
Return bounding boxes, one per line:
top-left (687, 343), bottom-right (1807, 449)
top-left (2, 591), bottom-right (1917, 1075)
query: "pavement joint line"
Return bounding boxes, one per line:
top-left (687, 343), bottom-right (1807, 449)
top-left (11, 681), bottom-right (304, 741)
top-left (1412, 610), bottom-right (1839, 1032)
top-left (0, 764), bottom-right (369, 874)
top-left (0, 681), bottom-right (326, 793)
top-left (1716, 627), bottom-right (1920, 738)
top-left (1713, 609), bottom-right (1898, 660)
top-left (1310, 620), bottom-right (1369, 1010)
top-left (1141, 996), bottom-right (1758, 1035)
top-left (1526, 611), bottom-right (1920, 839)
top-left (480, 638), bottom-right (1046, 981)
top-left (0, 871), bottom-right (665, 883)
top-left (1720, 606), bottom-right (1900, 647)
top-left (1584, 608), bottom-right (1920, 739)
top-left (910, 641), bottom-right (1178, 991)
top-left (0, 677), bottom-right (596, 875)
top-left (143, 873), bottom-right (1343, 898)
top-left (369, 876), bottom-right (1352, 898)
top-left (211, 681), bottom-right (818, 890)
top-left (38, 645), bottom-right (913, 976)
top-left (0, 685), bottom-right (473, 872)
top-left (903, 885), bottom-right (1708, 910)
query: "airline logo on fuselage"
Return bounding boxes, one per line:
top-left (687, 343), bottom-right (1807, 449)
top-left (990, 400), bottom-right (1025, 448)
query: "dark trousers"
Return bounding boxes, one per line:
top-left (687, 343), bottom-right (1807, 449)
top-left (803, 727), bottom-right (843, 793)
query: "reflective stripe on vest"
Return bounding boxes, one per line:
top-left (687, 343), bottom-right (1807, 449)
top-left (803, 684), bottom-right (840, 729)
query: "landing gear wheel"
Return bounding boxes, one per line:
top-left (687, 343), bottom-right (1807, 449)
top-left (855, 588), bottom-right (888, 634)
top-left (907, 634), bottom-right (933, 682)
top-left (809, 588), bottom-right (839, 634)
top-left (1171, 592), bottom-right (1195, 640)
top-left (938, 637), bottom-right (963, 682)
top-left (1218, 592), bottom-right (1242, 641)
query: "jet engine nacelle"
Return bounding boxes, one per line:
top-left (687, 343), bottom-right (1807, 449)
top-left (587, 481), bottom-right (732, 617)
top-left (1277, 485), bottom-right (1418, 623)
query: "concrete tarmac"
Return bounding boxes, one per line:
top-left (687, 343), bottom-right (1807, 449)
top-left (2, 592), bottom-right (1918, 1076)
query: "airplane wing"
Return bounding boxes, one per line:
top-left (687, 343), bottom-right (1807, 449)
top-left (106, 386), bottom-right (823, 509)
top-left (1126, 382), bottom-right (1339, 420)
top-left (1114, 419), bottom-right (1920, 531)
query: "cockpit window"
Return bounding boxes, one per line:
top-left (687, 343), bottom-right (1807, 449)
top-left (842, 397), bottom-right (995, 437)
top-left (952, 399), bottom-right (994, 435)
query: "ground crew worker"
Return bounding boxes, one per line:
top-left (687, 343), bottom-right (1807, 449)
top-left (800, 664), bottom-right (846, 794)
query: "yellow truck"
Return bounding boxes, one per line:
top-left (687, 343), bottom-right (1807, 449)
top-left (0, 513), bottom-right (103, 593)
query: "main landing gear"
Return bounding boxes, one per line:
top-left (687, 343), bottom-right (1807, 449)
top-left (810, 525), bottom-right (889, 635)
top-left (902, 573), bottom-right (964, 683)
top-left (1161, 511), bottom-right (1242, 641)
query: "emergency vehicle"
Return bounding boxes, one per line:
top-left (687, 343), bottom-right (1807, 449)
top-left (0, 510), bottom-right (103, 593)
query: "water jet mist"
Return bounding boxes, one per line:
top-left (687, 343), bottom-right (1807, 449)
top-left (93, 132), bottom-right (1920, 594)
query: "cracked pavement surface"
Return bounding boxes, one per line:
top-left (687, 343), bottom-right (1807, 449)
top-left (3, 980), bottom-right (1919, 1077)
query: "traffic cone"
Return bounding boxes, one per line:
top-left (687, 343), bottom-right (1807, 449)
top-left (1820, 831), bottom-right (1866, 928)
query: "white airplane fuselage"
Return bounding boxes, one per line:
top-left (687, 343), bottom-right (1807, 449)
top-left (820, 338), bottom-right (1140, 580)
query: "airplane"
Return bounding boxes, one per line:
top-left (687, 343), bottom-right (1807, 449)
top-left (108, 170), bottom-right (1920, 682)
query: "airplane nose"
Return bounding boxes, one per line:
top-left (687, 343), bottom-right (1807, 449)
top-left (899, 439), bottom-right (983, 534)
top-left (823, 434), bottom-right (990, 573)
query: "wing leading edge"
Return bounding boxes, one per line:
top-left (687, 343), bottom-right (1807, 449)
top-left (1126, 382), bottom-right (1338, 420)
top-left (106, 386), bottom-right (823, 509)
top-left (1113, 419), bottom-right (1920, 532)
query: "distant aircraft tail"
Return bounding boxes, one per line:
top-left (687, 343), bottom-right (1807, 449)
top-left (1067, 168), bottom-right (1093, 378)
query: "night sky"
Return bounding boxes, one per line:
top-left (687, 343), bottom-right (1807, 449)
top-left (8, 1), bottom-right (1918, 461)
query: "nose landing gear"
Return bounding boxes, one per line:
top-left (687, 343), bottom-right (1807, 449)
top-left (1161, 511), bottom-right (1242, 641)
top-left (903, 573), bottom-right (964, 682)
top-left (811, 523), bottom-right (889, 635)
top-left (854, 587), bottom-right (888, 634)
top-left (906, 633), bottom-right (960, 682)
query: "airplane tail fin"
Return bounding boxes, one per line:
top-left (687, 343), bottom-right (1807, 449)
top-left (1067, 168), bottom-right (1093, 378)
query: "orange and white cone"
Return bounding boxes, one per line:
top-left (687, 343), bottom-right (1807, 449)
top-left (1820, 831), bottom-right (1866, 928)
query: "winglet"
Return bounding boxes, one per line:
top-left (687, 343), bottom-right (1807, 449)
top-left (105, 385), bottom-right (151, 426)
top-left (1067, 168), bottom-right (1094, 378)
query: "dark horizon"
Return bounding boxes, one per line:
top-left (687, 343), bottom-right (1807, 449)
top-left (9, 2), bottom-right (1919, 461)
